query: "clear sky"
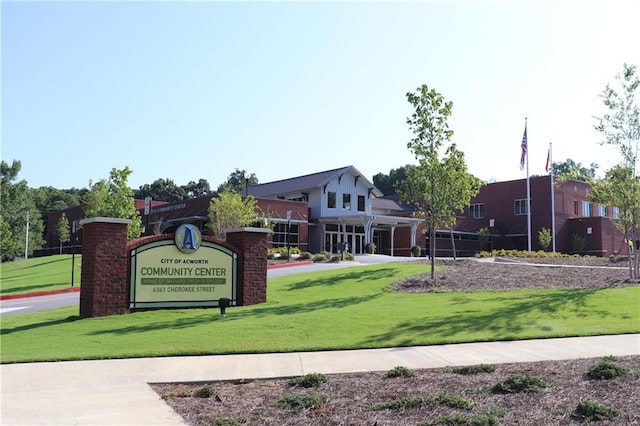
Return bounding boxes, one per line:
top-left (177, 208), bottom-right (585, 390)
top-left (2, 0), bottom-right (639, 191)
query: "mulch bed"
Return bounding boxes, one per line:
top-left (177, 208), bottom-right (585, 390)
top-left (152, 258), bottom-right (640, 425)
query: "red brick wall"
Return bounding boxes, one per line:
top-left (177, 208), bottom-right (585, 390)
top-left (79, 218), bottom-right (131, 318)
top-left (227, 228), bottom-right (270, 305)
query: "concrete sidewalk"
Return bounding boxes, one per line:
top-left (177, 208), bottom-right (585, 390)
top-left (1, 334), bottom-right (639, 425)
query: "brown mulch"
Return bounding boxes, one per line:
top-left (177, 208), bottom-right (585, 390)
top-left (151, 258), bottom-right (640, 425)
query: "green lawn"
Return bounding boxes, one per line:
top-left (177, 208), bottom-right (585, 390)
top-left (1, 262), bottom-right (638, 364)
top-left (1, 255), bottom-right (82, 295)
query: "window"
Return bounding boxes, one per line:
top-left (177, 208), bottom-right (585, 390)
top-left (613, 207), bottom-right (620, 219)
top-left (357, 195), bottom-right (365, 212)
top-left (271, 223), bottom-right (299, 248)
top-left (469, 203), bottom-right (484, 219)
top-left (573, 200), bottom-right (579, 215)
top-left (598, 204), bottom-right (607, 217)
top-left (328, 191), bottom-right (336, 209)
top-left (342, 193), bottom-right (351, 210)
top-left (514, 199), bottom-right (529, 215)
top-left (582, 201), bottom-right (591, 217)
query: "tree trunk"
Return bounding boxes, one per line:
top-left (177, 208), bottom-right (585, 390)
top-left (449, 227), bottom-right (457, 260)
top-left (430, 227), bottom-right (436, 280)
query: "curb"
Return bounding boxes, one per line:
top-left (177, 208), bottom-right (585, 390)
top-left (0, 260), bottom-right (316, 300)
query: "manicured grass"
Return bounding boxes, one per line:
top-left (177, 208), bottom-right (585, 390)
top-left (1, 255), bottom-right (82, 295)
top-left (1, 262), bottom-right (638, 363)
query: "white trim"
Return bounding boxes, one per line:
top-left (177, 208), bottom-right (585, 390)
top-left (227, 227), bottom-right (272, 234)
top-left (79, 217), bottom-right (132, 226)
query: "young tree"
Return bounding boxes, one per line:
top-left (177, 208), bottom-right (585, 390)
top-left (55, 213), bottom-right (70, 254)
top-left (592, 63), bottom-right (640, 279)
top-left (208, 190), bottom-right (260, 241)
top-left (398, 85), bottom-right (482, 278)
top-left (538, 227), bottom-right (552, 252)
top-left (83, 167), bottom-right (143, 239)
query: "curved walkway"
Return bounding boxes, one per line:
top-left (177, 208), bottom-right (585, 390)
top-left (1, 334), bottom-right (639, 425)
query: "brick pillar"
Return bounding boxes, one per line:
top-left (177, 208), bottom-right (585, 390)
top-left (79, 217), bottom-right (131, 318)
top-left (226, 227), bottom-right (271, 305)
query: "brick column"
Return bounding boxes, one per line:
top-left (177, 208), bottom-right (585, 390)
top-left (79, 217), bottom-right (131, 318)
top-left (226, 227), bottom-right (271, 305)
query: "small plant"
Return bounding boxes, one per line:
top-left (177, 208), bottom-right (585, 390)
top-left (422, 413), bottom-right (498, 426)
top-left (287, 372), bottom-right (328, 388)
top-left (447, 364), bottom-right (496, 375)
top-left (384, 365), bottom-right (415, 379)
top-left (344, 252), bottom-right (355, 261)
top-left (298, 251), bottom-right (312, 260)
top-left (572, 400), bottom-right (618, 423)
top-left (490, 374), bottom-right (547, 394)
top-left (371, 396), bottom-right (426, 411)
top-left (276, 392), bottom-right (328, 412)
top-left (213, 419), bottom-right (244, 426)
top-left (311, 253), bottom-right (327, 262)
top-left (193, 384), bottom-right (216, 398)
top-left (411, 245), bottom-right (421, 257)
top-left (583, 356), bottom-right (631, 380)
top-left (329, 254), bottom-right (341, 262)
top-left (366, 242), bottom-right (376, 254)
top-left (430, 391), bottom-right (474, 409)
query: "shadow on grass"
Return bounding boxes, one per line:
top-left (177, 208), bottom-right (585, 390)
top-left (285, 267), bottom-right (398, 290)
top-left (1, 282), bottom-right (71, 295)
top-left (360, 289), bottom-right (609, 346)
top-left (1, 316), bottom-right (80, 335)
top-left (85, 294), bottom-right (382, 336)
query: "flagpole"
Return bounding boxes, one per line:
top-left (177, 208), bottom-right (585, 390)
top-left (549, 142), bottom-right (556, 253)
top-left (525, 119), bottom-right (531, 252)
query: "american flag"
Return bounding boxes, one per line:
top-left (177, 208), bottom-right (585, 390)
top-left (520, 124), bottom-right (528, 171)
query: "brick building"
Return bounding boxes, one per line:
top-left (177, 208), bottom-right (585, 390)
top-left (42, 167), bottom-right (631, 258)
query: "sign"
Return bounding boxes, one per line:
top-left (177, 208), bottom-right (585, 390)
top-left (129, 225), bottom-right (237, 309)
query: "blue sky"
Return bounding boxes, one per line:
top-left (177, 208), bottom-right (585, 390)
top-left (2, 0), bottom-right (639, 191)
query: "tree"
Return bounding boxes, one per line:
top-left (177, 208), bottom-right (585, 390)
top-left (538, 227), bottom-right (552, 252)
top-left (1, 160), bottom-right (45, 260)
top-left (55, 213), bottom-right (70, 254)
top-left (83, 167), bottom-right (143, 239)
top-left (208, 190), bottom-right (259, 241)
top-left (217, 169), bottom-right (258, 194)
top-left (182, 179), bottom-right (213, 199)
top-left (552, 159), bottom-right (598, 183)
top-left (592, 63), bottom-right (640, 279)
top-left (398, 85), bottom-right (482, 278)
top-left (373, 165), bottom-right (416, 196)
top-left (31, 186), bottom-right (85, 219)
top-left (135, 178), bottom-right (186, 202)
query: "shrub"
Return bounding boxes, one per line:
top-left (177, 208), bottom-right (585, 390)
top-left (490, 374), bottom-right (547, 394)
top-left (298, 251), bottom-right (312, 260)
top-left (384, 365), bottom-right (414, 379)
top-left (447, 364), bottom-right (496, 375)
top-left (329, 255), bottom-right (341, 262)
top-left (276, 392), bottom-right (328, 411)
top-left (312, 253), bottom-right (327, 262)
top-left (287, 373), bottom-right (328, 388)
top-left (430, 391), bottom-right (474, 409)
top-left (366, 242), bottom-right (376, 254)
top-left (371, 396), bottom-right (426, 411)
top-left (213, 419), bottom-right (244, 426)
top-left (344, 252), bottom-right (355, 261)
top-left (583, 357), bottom-right (631, 380)
top-left (193, 384), bottom-right (216, 398)
top-left (411, 245), bottom-right (421, 257)
top-left (572, 400), bottom-right (618, 423)
top-left (423, 413), bottom-right (498, 426)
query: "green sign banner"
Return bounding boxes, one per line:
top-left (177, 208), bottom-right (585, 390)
top-left (130, 231), bottom-right (237, 309)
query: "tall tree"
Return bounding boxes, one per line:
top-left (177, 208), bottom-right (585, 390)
top-left (373, 165), bottom-right (416, 196)
top-left (398, 85), bottom-right (481, 279)
top-left (83, 167), bottom-right (143, 239)
top-left (217, 169), bottom-right (258, 194)
top-left (0, 160), bottom-right (45, 260)
top-left (592, 63), bottom-right (640, 279)
top-left (135, 178), bottom-right (186, 202)
top-left (552, 159), bottom-right (598, 183)
top-left (55, 213), bottom-right (70, 254)
top-left (182, 179), bottom-right (213, 199)
top-left (208, 190), bottom-right (259, 241)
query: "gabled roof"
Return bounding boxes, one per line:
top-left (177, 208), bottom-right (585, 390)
top-left (247, 165), bottom-right (383, 198)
